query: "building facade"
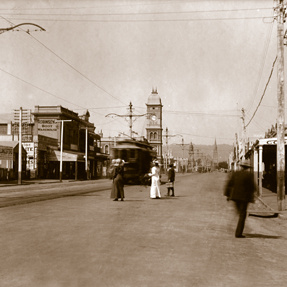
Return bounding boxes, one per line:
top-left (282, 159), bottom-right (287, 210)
top-left (0, 106), bottom-right (108, 180)
top-left (32, 105), bottom-right (107, 180)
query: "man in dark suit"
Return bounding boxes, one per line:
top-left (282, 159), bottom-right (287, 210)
top-left (224, 161), bottom-right (256, 238)
top-left (167, 163), bottom-right (175, 197)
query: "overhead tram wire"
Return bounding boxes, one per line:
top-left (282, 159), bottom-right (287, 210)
top-left (245, 56), bottom-right (277, 129)
top-left (0, 66), bottom-right (106, 116)
top-left (0, 7), bottom-right (273, 16)
top-left (4, 16), bottom-right (274, 23)
top-left (0, 2), bottom-right (274, 11)
top-left (0, 16), bottom-right (126, 106)
top-left (245, 13), bottom-right (274, 113)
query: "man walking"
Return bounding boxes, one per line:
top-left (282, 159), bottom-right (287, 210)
top-left (167, 163), bottom-right (175, 197)
top-left (224, 161), bottom-right (256, 238)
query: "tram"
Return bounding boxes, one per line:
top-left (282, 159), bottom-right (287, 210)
top-left (111, 139), bottom-right (157, 184)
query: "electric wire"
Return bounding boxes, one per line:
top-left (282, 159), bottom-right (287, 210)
top-left (0, 7), bottom-right (273, 17)
top-left (0, 16), bottom-right (125, 106)
top-left (245, 20), bottom-right (274, 113)
top-left (0, 66), bottom-right (105, 116)
top-left (245, 55), bottom-right (277, 128)
top-left (4, 16), bottom-right (274, 23)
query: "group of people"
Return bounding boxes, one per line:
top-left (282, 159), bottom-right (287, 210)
top-left (110, 159), bottom-right (176, 201)
top-left (148, 161), bottom-right (175, 198)
top-left (110, 155), bottom-right (258, 239)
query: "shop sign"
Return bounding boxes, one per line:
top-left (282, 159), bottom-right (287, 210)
top-left (0, 146), bottom-right (13, 160)
top-left (23, 142), bottom-right (34, 157)
top-left (266, 140), bottom-right (287, 145)
top-left (38, 119), bottom-right (58, 139)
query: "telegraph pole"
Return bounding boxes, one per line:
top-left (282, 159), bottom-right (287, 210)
top-left (105, 102), bottom-right (146, 138)
top-left (241, 108), bottom-right (246, 160)
top-left (57, 120), bottom-right (72, 182)
top-left (276, 0), bottom-right (285, 211)
top-left (164, 129), bottom-right (183, 172)
top-left (18, 107), bottom-right (22, 184)
top-left (165, 127), bottom-right (169, 171)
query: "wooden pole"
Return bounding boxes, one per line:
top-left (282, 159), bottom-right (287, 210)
top-left (277, 0), bottom-right (285, 211)
top-left (18, 107), bottom-right (22, 184)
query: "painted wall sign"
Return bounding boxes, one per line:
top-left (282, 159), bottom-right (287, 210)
top-left (38, 119), bottom-right (58, 139)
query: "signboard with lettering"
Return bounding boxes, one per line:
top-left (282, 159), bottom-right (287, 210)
top-left (38, 119), bottom-right (58, 139)
top-left (266, 140), bottom-right (287, 145)
top-left (0, 146), bottom-right (13, 160)
top-left (23, 142), bottom-right (34, 157)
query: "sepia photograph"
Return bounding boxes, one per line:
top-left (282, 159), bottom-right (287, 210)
top-left (0, 0), bottom-right (287, 286)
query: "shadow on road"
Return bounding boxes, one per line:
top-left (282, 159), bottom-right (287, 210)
top-left (244, 233), bottom-right (282, 239)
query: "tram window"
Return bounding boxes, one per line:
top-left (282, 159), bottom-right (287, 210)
top-left (121, 150), bottom-right (127, 161)
top-left (130, 149), bottom-right (136, 159)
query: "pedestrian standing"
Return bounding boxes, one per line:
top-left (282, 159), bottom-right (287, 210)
top-left (166, 163), bottom-right (175, 196)
top-left (110, 159), bottom-right (119, 200)
top-left (110, 159), bottom-right (125, 201)
top-left (149, 161), bottom-right (161, 199)
top-left (224, 161), bottom-right (256, 238)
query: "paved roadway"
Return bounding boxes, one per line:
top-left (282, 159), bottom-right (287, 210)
top-left (0, 172), bottom-right (287, 287)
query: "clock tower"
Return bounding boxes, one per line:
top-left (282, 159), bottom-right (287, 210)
top-left (146, 88), bottom-right (163, 161)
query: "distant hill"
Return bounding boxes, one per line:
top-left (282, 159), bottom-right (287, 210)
top-left (163, 143), bottom-right (233, 162)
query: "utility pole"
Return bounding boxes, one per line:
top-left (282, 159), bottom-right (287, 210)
top-left (189, 142), bottom-right (194, 171)
top-left (276, 0), bottom-right (285, 211)
top-left (241, 108), bottom-right (246, 160)
top-left (57, 120), bottom-right (72, 182)
top-left (176, 137), bottom-right (186, 173)
top-left (14, 107), bottom-right (30, 185)
top-left (164, 129), bottom-right (182, 172)
top-left (165, 127), bottom-right (169, 171)
top-left (105, 102), bottom-right (146, 138)
top-left (235, 133), bottom-right (239, 170)
top-left (85, 127), bottom-right (89, 180)
top-left (4, 23), bottom-right (45, 184)
top-left (18, 107), bottom-right (22, 184)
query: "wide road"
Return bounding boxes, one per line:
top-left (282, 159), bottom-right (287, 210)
top-left (0, 172), bottom-right (287, 287)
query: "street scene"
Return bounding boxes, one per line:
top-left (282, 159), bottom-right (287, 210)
top-left (1, 0), bottom-right (287, 286)
top-left (1, 172), bottom-right (287, 287)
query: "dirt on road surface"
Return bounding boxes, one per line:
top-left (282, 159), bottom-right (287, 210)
top-left (0, 172), bottom-right (287, 287)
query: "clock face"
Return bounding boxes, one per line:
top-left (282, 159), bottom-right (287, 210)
top-left (151, 115), bottom-right (157, 121)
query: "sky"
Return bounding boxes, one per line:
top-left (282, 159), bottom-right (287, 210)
top-left (0, 0), bottom-right (283, 146)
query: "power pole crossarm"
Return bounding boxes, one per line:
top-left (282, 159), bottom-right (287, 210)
top-left (105, 102), bottom-right (147, 138)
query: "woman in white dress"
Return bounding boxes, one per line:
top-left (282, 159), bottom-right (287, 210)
top-left (149, 161), bottom-right (161, 199)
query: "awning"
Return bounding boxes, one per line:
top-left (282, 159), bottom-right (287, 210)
top-left (48, 149), bottom-right (84, 162)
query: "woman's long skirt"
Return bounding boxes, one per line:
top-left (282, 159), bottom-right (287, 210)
top-left (150, 177), bottom-right (161, 198)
